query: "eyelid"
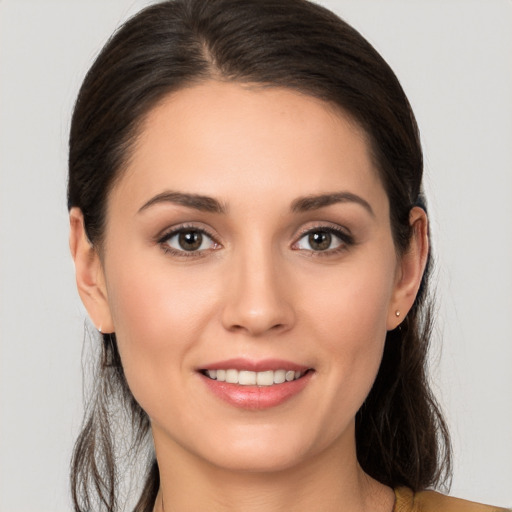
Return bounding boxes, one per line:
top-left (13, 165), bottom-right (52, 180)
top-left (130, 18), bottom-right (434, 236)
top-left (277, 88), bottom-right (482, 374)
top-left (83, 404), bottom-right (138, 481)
top-left (156, 223), bottom-right (221, 256)
top-left (154, 221), bottom-right (353, 257)
top-left (291, 223), bottom-right (354, 253)
top-left (293, 222), bottom-right (353, 241)
top-left (155, 221), bottom-right (217, 241)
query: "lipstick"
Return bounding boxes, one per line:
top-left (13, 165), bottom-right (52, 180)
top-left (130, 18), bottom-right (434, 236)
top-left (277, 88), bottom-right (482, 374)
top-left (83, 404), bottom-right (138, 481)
top-left (198, 358), bottom-right (313, 410)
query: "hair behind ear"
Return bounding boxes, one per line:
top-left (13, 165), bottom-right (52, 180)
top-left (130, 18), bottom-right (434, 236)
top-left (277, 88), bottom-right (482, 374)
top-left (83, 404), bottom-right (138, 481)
top-left (71, 329), bottom-right (153, 512)
top-left (356, 208), bottom-right (451, 491)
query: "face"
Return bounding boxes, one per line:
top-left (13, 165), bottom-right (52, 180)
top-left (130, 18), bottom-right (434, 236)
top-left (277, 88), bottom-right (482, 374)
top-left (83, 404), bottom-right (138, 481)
top-left (89, 81), bottom-right (408, 473)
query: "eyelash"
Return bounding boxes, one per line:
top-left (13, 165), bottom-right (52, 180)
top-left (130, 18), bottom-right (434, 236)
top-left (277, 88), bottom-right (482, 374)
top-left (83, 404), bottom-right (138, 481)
top-left (292, 225), bottom-right (354, 257)
top-left (156, 223), bottom-right (354, 258)
top-left (157, 224), bottom-right (220, 258)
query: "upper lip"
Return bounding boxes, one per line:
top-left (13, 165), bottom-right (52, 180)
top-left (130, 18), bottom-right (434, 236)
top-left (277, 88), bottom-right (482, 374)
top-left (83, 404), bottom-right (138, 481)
top-left (199, 358), bottom-right (311, 373)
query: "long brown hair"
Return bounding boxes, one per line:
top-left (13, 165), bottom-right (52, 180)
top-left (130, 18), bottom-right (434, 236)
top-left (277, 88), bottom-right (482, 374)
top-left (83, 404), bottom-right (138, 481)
top-left (68, 1), bottom-right (451, 510)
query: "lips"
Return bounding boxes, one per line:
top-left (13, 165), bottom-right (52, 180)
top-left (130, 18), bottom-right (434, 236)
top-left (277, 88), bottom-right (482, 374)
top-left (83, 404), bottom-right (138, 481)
top-left (198, 358), bottom-right (314, 409)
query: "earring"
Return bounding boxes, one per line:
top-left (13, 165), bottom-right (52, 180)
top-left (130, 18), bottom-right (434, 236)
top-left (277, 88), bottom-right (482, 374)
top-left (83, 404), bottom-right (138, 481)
top-left (395, 310), bottom-right (400, 317)
top-left (98, 326), bottom-right (102, 333)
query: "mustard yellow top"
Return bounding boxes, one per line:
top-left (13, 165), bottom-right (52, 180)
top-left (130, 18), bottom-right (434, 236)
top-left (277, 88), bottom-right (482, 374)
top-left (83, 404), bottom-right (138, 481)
top-left (394, 487), bottom-right (510, 512)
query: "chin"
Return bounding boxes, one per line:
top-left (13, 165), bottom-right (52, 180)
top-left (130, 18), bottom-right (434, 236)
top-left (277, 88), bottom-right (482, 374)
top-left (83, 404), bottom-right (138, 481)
top-left (192, 422), bottom-right (340, 474)
top-left (205, 445), bottom-right (309, 474)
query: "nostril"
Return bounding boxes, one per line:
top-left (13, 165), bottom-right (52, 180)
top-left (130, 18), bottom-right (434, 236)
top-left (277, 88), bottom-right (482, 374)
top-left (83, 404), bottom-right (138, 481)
top-left (220, 276), bottom-right (296, 336)
top-left (227, 321), bottom-right (288, 335)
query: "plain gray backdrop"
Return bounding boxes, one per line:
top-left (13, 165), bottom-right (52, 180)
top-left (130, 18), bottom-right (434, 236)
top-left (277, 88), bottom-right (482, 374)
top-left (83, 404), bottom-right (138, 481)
top-left (1, 1), bottom-right (511, 510)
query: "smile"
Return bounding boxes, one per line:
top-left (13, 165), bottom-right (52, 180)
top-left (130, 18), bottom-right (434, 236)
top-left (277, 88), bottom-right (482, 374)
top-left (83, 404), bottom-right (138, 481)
top-left (202, 369), bottom-right (305, 386)
top-left (198, 359), bottom-right (314, 409)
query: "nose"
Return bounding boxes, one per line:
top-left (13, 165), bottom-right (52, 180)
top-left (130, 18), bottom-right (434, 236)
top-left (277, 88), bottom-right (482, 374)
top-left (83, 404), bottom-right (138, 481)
top-left (221, 244), bottom-right (295, 337)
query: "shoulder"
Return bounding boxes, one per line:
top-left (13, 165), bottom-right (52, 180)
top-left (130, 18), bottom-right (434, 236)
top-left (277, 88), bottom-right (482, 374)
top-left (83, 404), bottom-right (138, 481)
top-left (394, 487), bottom-right (511, 512)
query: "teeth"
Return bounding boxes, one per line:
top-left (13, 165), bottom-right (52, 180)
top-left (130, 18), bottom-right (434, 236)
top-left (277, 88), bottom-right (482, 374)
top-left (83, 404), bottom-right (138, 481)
top-left (273, 369), bottom-right (286, 384)
top-left (205, 368), bottom-right (305, 386)
top-left (225, 369), bottom-right (238, 383)
top-left (238, 370), bottom-right (256, 385)
top-left (256, 370), bottom-right (274, 386)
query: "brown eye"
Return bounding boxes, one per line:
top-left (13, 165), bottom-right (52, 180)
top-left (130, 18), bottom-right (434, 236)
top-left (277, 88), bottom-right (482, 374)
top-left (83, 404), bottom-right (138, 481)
top-left (294, 227), bottom-right (348, 253)
top-left (178, 231), bottom-right (203, 251)
top-left (308, 231), bottom-right (332, 251)
top-left (163, 229), bottom-right (216, 254)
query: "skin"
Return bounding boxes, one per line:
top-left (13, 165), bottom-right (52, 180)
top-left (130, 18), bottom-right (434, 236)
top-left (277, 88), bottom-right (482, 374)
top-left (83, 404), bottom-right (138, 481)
top-left (70, 81), bottom-right (428, 512)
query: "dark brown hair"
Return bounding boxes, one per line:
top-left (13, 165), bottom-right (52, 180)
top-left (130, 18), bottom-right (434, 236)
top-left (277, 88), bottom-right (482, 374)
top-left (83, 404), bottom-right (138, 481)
top-left (68, 1), bottom-right (451, 510)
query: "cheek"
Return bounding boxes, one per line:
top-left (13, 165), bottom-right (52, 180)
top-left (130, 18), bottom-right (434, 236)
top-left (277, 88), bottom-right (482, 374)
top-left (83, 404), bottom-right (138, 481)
top-left (315, 285), bottom-right (389, 389)
top-left (308, 257), bottom-right (395, 346)
top-left (104, 259), bottom-right (218, 409)
top-left (305, 252), bottom-right (396, 395)
top-left (107, 249), bottom-right (220, 336)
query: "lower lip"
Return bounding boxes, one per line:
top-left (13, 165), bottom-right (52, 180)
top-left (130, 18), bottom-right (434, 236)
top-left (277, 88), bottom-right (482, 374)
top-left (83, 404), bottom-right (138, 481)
top-left (200, 372), bottom-right (313, 410)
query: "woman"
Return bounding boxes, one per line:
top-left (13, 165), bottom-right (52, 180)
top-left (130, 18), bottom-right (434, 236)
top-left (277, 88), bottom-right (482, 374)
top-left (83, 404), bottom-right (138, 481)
top-left (67, 0), bottom-right (508, 511)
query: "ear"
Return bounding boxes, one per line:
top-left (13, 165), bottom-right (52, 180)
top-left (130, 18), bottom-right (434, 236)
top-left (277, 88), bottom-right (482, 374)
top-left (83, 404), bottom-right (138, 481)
top-left (69, 207), bottom-right (114, 333)
top-left (387, 206), bottom-right (429, 330)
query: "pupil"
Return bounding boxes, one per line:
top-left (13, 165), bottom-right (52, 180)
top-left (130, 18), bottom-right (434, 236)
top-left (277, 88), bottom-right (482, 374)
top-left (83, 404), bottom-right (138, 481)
top-left (309, 231), bottom-right (331, 251)
top-left (179, 231), bottom-right (202, 251)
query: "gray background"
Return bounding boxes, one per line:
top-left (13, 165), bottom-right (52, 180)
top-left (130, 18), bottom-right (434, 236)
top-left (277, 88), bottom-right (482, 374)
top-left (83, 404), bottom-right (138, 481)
top-left (1, 1), bottom-right (511, 510)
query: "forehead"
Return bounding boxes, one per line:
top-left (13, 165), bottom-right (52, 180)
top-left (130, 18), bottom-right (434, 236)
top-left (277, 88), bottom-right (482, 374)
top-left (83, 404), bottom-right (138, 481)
top-left (110, 80), bottom-right (387, 216)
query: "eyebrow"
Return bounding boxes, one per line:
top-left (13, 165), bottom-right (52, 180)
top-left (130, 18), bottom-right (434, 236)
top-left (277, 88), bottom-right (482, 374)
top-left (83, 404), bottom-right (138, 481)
top-left (138, 191), bottom-right (227, 214)
top-left (291, 192), bottom-right (375, 217)
top-left (138, 190), bottom-right (374, 217)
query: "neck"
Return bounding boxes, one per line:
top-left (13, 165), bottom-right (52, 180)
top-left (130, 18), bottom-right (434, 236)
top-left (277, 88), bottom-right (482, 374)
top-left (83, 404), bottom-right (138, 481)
top-left (151, 426), bottom-right (394, 512)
